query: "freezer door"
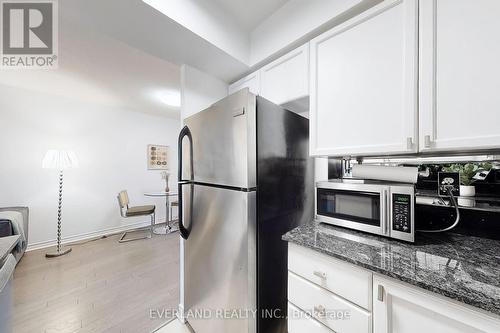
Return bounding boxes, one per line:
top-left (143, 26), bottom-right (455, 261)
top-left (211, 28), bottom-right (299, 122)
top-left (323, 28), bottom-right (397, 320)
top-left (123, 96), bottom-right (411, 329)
top-left (183, 89), bottom-right (257, 189)
top-left (183, 184), bottom-right (256, 333)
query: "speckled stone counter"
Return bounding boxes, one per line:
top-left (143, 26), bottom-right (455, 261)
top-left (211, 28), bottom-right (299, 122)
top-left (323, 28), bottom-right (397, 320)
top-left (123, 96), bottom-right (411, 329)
top-left (0, 235), bottom-right (19, 262)
top-left (283, 222), bottom-right (500, 316)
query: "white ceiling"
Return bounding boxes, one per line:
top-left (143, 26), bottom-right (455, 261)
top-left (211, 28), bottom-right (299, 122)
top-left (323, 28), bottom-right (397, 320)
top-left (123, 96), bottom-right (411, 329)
top-left (62, 0), bottom-right (249, 82)
top-left (211, 0), bottom-right (289, 31)
top-left (0, 18), bottom-right (181, 118)
top-left (2, 0), bottom-right (270, 118)
top-left (1, 0), bottom-right (361, 114)
top-left (138, 0), bottom-right (367, 77)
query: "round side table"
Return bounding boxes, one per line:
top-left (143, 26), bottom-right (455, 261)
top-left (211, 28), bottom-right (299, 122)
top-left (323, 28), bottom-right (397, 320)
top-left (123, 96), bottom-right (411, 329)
top-left (144, 191), bottom-right (179, 234)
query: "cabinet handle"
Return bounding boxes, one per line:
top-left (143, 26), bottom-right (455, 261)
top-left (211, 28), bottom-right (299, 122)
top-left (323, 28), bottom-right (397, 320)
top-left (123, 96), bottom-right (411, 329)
top-left (424, 135), bottom-right (432, 148)
top-left (377, 284), bottom-right (384, 302)
top-left (313, 270), bottom-right (327, 279)
top-left (314, 305), bottom-right (326, 317)
top-left (406, 137), bottom-right (414, 150)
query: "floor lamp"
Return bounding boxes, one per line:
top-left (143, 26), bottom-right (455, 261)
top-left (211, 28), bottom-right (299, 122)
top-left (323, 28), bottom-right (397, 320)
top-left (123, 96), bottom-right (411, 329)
top-left (42, 149), bottom-right (79, 258)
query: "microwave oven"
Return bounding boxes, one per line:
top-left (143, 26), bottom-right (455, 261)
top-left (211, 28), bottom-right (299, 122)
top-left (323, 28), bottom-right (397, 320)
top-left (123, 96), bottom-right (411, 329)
top-left (316, 180), bottom-right (415, 242)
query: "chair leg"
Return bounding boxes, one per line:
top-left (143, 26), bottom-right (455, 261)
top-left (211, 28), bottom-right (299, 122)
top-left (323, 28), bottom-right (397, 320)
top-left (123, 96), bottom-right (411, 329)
top-left (118, 213), bottom-right (154, 243)
top-left (118, 230), bottom-right (150, 243)
top-left (150, 212), bottom-right (155, 238)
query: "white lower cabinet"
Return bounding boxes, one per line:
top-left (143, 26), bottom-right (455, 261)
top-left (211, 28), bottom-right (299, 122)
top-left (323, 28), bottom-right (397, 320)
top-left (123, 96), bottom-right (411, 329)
top-left (288, 243), bottom-right (372, 310)
top-left (288, 243), bottom-right (373, 333)
top-left (373, 275), bottom-right (500, 333)
top-left (288, 244), bottom-right (500, 333)
top-left (288, 272), bottom-right (372, 333)
top-left (288, 302), bottom-right (334, 333)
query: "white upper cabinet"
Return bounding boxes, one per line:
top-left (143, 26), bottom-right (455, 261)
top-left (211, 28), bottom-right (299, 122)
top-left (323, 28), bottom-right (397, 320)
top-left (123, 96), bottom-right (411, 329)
top-left (228, 72), bottom-right (260, 95)
top-left (419, 0), bottom-right (500, 152)
top-left (260, 43), bottom-right (309, 106)
top-left (373, 276), bottom-right (500, 333)
top-left (309, 0), bottom-right (418, 157)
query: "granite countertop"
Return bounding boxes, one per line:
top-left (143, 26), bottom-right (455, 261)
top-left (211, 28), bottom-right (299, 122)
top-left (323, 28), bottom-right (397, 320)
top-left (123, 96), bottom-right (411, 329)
top-left (283, 222), bottom-right (500, 316)
top-left (0, 235), bottom-right (20, 262)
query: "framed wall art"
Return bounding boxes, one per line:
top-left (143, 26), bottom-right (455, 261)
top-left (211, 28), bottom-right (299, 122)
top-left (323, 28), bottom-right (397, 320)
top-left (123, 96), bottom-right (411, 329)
top-left (147, 144), bottom-right (169, 170)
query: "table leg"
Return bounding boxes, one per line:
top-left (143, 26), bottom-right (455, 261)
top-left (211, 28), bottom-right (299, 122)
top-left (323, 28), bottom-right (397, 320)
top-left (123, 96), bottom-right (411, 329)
top-left (166, 195), bottom-right (171, 231)
top-left (153, 195), bottom-right (170, 235)
top-left (151, 194), bottom-right (177, 235)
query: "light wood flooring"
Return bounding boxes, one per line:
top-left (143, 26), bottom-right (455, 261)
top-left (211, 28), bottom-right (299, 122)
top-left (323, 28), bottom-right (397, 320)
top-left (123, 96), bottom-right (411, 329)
top-left (154, 319), bottom-right (192, 333)
top-left (12, 230), bottom-right (180, 333)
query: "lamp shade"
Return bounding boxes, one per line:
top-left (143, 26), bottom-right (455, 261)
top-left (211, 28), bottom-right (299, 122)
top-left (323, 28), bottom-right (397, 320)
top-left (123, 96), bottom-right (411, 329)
top-left (42, 150), bottom-right (79, 170)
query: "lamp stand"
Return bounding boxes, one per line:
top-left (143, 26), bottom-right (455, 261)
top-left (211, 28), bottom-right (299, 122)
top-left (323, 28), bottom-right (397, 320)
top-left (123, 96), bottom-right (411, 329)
top-left (46, 170), bottom-right (72, 258)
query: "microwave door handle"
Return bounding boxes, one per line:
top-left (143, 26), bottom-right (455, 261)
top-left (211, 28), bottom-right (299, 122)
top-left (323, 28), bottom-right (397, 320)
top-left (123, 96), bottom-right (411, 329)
top-left (381, 189), bottom-right (389, 235)
top-left (178, 125), bottom-right (193, 240)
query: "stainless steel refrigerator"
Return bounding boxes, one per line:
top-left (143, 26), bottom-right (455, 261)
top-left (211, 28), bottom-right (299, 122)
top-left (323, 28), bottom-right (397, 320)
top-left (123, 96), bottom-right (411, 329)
top-left (178, 89), bottom-right (313, 333)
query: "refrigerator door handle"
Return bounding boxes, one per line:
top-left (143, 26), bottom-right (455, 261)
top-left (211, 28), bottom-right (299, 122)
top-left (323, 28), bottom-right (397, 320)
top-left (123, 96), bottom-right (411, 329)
top-left (178, 125), bottom-right (194, 240)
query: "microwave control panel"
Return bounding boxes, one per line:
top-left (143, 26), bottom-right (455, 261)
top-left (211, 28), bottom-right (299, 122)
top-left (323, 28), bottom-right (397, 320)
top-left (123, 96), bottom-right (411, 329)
top-left (392, 194), bottom-right (411, 233)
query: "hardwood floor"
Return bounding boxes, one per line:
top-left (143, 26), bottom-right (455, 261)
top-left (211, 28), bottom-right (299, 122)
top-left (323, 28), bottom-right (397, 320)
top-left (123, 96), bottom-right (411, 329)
top-left (12, 230), bottom-right (180, 333)
top-left (154, 319), bottom-right (192, 333)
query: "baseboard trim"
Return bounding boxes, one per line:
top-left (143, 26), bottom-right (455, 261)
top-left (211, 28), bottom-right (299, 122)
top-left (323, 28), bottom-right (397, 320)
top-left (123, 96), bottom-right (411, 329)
top-left (26, 218), bottom-right (167, 252)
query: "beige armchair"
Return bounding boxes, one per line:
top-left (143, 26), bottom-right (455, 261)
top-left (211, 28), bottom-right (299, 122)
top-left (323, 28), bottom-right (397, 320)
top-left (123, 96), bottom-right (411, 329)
top-left (117, 190), bottom-right (155, 243)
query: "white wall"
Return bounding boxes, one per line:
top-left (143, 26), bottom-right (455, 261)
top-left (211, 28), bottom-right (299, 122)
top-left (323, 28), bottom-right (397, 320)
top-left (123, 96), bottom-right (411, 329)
top-left (0, 84), bottom-right (181, 249)
top-left (250, 0), bottom-right (366, 66)
top-left (180, 64), bottom-right (228, 121)
top-left (143, 0), bottom-right (250, 64)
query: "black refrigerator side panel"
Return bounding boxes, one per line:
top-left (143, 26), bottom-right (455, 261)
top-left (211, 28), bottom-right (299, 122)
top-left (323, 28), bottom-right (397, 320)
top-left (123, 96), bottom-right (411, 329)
top-left (255, 97), bottom-right (314, 333)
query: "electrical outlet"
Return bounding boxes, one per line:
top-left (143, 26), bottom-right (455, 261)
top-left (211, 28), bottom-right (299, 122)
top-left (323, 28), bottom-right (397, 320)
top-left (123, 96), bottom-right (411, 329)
top-left (438, 172), bottom-right (460, 196)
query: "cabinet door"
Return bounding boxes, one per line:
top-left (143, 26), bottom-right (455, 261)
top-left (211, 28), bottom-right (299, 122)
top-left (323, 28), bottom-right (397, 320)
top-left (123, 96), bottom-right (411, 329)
top-left (309, 0), bottom-right (418, 157)
top-left (419, 0), bottom-right (500, 152)
top-left (228, 72), bottom-right (260, 95)
top-left (373, 276), bottom-right (500, 333)
top-left (260, 43), bottom-right (309, 106)
top-left (289, 272), bottom-right (372, 333)
top-left (288, 243), bottom-right (372, 310)
top-left (288, 302), bottom-right (334, 333)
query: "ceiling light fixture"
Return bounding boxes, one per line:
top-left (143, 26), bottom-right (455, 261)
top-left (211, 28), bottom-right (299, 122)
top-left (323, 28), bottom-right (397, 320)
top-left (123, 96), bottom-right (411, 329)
top-left (151, 89), bottom-right (181, 108)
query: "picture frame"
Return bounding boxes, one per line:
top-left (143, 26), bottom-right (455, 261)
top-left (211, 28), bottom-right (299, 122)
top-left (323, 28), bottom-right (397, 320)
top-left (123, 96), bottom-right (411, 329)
top-left (147, 144), bottom-right (169, 170)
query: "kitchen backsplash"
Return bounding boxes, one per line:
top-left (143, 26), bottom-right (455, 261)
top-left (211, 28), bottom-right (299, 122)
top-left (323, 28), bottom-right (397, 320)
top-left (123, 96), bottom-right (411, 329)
top-left (326, 157), bottom-right (500, 240)
top-left (327, 157), bottom-right (500, 197)
top-left (414, 164), bottom-right (500, 197)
